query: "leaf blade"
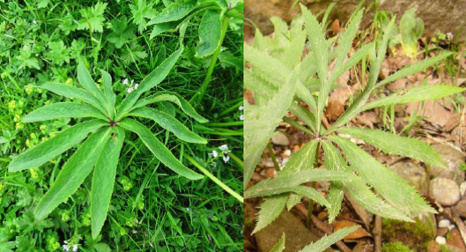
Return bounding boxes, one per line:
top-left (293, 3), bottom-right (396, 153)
top-left (299, 226), bottom-right (359, 252)
top-left (9, 120), bottom-right (106, 172)
top-left (35, 127), bottom-right (112, 220)
top-left (91, 127), bottom-right (125, 239)
top-left (119, 118), bottom-right (203, 180)
top-left (22, 102), bottom-right (107, 122)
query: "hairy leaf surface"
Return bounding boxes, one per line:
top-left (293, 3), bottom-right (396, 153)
top-left (299, 226), bottom-right (358, 252)
top-left (23, 103), bottom-right (106, 122)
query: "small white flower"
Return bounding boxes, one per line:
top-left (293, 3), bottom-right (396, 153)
top-left (63, 245), bottom-right (69, 251)
top-left (239, 105), bottom-right (244, 111)
top-left (122, 78), bottom-right (129, 85)
top-left (212, 163), bottom-right (217, 168)
top-left (222, 154), bottom-right (230, 163)
top-left (126, 87), bottom-right (134, 93)
top-left (131, 79), bottom-right (135, 85)
top-left (240, 114), bottom-right (244, 121)
top-left (33, 20), bottom-right (37, 25)
top-left (134, 83), bottom-right (139, 89)
top-left (72, 245), bottom-right (78, 251)
top-left (219, 144), bottom-right (229, 151)
top-left (186, 207), bottom-right (190, 211)
top-left (212, 150), bottom-right (218, 158)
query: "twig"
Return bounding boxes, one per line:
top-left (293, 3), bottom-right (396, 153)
top-left (295, 203), bottom-right (353, 252)
top-left (451, 207), bottom-right (466, 249)
top-left (373, 216), bottom-right (382, 252)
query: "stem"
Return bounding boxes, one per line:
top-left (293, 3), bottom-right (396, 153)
top-left (227, 152), bottom-right (243, 170)
top-left (193, 15), bottom-right (230, 105)
top-left (267, 143), bottom-right (280, 171)
top-left (184, 153), bottom-right (243, 203)
top-left (283, 116), bottom-right (314, 136)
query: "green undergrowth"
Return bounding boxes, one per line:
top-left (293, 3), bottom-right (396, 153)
top-left (0, 0), bottom-right (242, 251)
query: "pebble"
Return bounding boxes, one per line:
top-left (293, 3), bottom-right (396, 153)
top-left (283, 149), bottom-right (291, 157)
top-left (429, 177), bottom-right (461, 206)
top-left (271, 131), bottom-right (290, 146)
top-left (438, 219), bottom-right (451, 228)
top-left (454, 199), bottom-right (466, 218)
top-left (429, 143), bottom-right (466, 185)
top-left (435, 236), bottom-right (446, 245)
top-left (460, 182), bottom-right (466, 197)
top-left (389, 162), bottom-right (428, 195)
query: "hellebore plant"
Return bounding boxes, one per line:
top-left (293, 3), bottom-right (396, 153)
top-left (8, 48), bottom-right (208, 239)
top-left (244, 4), bottom-right (464, 250)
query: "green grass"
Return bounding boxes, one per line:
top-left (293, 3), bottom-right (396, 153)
top-left (0, 0), bottom-right (242, 251)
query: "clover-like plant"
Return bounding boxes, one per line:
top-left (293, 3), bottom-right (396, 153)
top-left (8, 48), bottom-right (208, 239)
top-left (244, 4), bottom-right (465, 247)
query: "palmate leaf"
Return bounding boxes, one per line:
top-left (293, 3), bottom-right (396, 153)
top-left (322, 141), bottom-right (412, 221)
top-left (298, 226), bottom-right (358, 252)
top-left (363, 84), bottom-right (465, 110)
top-left (119, 118), bottom-right (203, 180)
top-left (337, 127), bottom-right (446, 168)
top-left (132, 91), bottom-right (208, 123)
top-left (35, 127), bottom-right (112, 220)
top-left (196, 10), bottom-right (221, 57)
top-left (8, 120), bottom-right (106, 172)
top-left (91, 127), bottom-right (125, 239)
top-left (129, 107), bottom-right (207, 144)
top-left (116, 48), bottom-right (183, 120)
top-left (22, 102), bottom-right (107, 122)
top-left (329, 136), bottom-right (436, 215)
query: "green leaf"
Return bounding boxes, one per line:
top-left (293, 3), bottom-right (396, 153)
top-left (129, 0), bottom-right (156, 33)
top-left (364, 85), bottom-right (465, 110)
top-left (101, 70), bottom-right (116, 119)
top-left (35, 127), bottom-right (112, 220)
top-left (46, 41), bottom-right (70, 66)
top-left (329, 136), bottom-right (436, 215)
top-left (334, 9), bottom-right (363, 70)
top-left (22, 103), bottom-right (107, 122)
top-left (107, 16), bottom-right (136, 48)
top-left (132, 91), bottom-right (207, 123)
top-left (337, 127), bottom-right (446, 168)
top-left (130, 107), bottom-right (207, 144)
top-left (91, 127), bottom-right (125, 239)
top-left (298, 226), bottom-right (359, 252)
top-left (245, 169), bottom-right (352, 198)
top-left (281, 140), bottom-right (318, 175)
top-left (77, 62), bottom-right (107, 108)
top-left (9, 120), bottom-right (106, 172)
top-left (118, 118), bottom-right (203, 180)
top-left (322, 141), bottom-right (413, 221)
top-left (245, 185), bottom-right (330, 209)
top-left (38, 83), bottom-right (106, 114)
top-left (149, 3), bottom-right (196, 25)
top-left (117, 48), bottom-right (183, 120)
top-left (252, 196), bottom-right (287, 234)
top-left (196, 10), bottom-right (222, 57)
top-left (77, 3), bottom-right (107, 33)
top-left (326, 183), bottom-right (344, 223)
top-left (375, 52), bottom-right (453, 89)
top-left (150, 21), bottom-right (179, 39)
top-left (270, 233), bottom-right (286, 252)
top-left (289, 102), bottom-right (316, 131)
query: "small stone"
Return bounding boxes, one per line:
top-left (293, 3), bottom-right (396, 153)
top-left (454, 199), bottom-right (466, 218)
top-left (283, 149), bottom-right (291, 157)
top-left (435, 236), bottom-right (446, 245)
top-left (389, 162), bottom-right (428, 195)
top-left (428, 143), bottom-right (466, 185)
top-left (460, 182), bottom-right (466, 197)
top-left (437, 227), bottom-right (449, 237)
top-left (272, 132), bottom-right (290, 146)
top-left (265, 168), bottom-right (276, 178)
top-left (429, 178), bottom-right (461, 206)
top-left (438, 219), bottom-right (451, 228)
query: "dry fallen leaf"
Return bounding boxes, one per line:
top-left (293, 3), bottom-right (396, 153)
top-left (334, 220), bottom-right (371, 240)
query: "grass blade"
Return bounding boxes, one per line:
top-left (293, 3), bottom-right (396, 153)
top-left (91, 127), bottom-right (125, 239)
top-left (130, 107), bottom-right (207, 144)
top-left (119, 118), bottom-right (203, 180)
top-left (9, 120), bottom-right (107, 172)
top-left (35, 127), bottom-right (112, 219)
